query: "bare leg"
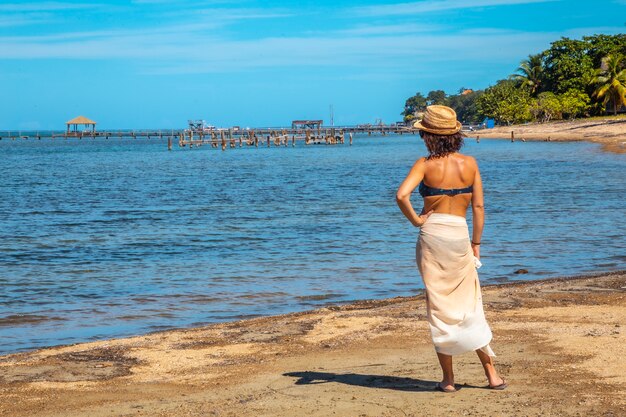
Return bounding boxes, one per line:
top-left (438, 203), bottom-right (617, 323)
top-left (436, 352), bottom-right (455, 390)
top-left (475, 349), bottom-right (505, 387)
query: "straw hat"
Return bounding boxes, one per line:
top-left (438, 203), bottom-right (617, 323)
top-left (412, 105), bottom-right (462, 135)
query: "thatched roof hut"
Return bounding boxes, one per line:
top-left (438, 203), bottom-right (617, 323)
top-left (66, 116), bottom-right (96, 132)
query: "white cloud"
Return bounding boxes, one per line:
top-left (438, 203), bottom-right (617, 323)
top-left (194, 7), bottom-right (294, 20)
top-left (1, 14), bottom-right (621, 74)
top-left (131, 0), bottom-right (239, 4)
top-left (0, 5), bottom-right (289, 35)
top-left (0, 13), bottom-right (51, 27)
top-left (0, 27), bottom-right (561, 74)
top-left (333, 23), bottom-right (444, 36)
top-left (0, 0), bottom-right (620, 79)
top-left (0, 2), bottom-right (110, 28)
top-left (352, 0), bottom-right (560, 17)
top-left (0, 2), bottom-right (102, 12)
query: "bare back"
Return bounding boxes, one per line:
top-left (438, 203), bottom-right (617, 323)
top-left (422, 153), bottom-right (477, 217)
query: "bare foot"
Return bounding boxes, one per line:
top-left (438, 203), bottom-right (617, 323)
top-left (487, 377), bottom-right (507, 389)
top-left (438, 380), bottom-right (456, 392)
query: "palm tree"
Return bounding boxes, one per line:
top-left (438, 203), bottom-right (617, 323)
top-left (510, 54), bottom-right (544, 96)
top-left (593, 54), bottom-right (626, 115)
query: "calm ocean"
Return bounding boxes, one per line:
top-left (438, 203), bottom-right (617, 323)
top-left (1, 136), bottom-right (624, 354)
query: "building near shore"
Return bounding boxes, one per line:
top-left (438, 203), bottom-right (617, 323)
top-left (291, 120), bottom-right (323, 129)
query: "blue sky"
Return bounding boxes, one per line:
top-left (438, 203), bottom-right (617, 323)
top-left (1, 0), bottom-right (625, 130)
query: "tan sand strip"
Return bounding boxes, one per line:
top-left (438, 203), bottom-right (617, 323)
top-left (471, 116), bottom-right (626, 154)
top-left (1, 271), bottom-right (625, 417)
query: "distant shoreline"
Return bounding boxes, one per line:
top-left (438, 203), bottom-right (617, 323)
top-left (469, 115), bottom-right (626, 154)
top-left (3, 118), bottom-right (626, 154)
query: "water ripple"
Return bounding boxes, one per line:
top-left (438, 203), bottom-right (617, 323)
top-left (0, 136), bottom-right (624, 353)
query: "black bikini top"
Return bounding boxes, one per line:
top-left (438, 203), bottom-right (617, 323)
top-left (418, 181), bottom-right (473, 197)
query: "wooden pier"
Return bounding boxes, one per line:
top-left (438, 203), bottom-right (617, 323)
top-left (174, 125), bottom-right (416, 150)
top-left (0, 125), bottom-right (416, 150)
top-left (0, 130), bottom-right (179, 141)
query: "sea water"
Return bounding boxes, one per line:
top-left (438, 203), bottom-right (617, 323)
top-left (1, 135), bottom-right (624, 354)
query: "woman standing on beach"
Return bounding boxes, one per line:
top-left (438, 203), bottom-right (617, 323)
top-left (396, 105), bottom-right (506, 393)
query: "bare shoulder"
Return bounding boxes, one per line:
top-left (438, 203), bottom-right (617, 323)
top-left (412, 157), bottom-right (427, 168)
top-left (457, 153), bottom-right (478, 167)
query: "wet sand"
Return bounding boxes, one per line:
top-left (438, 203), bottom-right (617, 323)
top-left (472, 116), bottom-right (626, 153)
top-left (1, 271), bottom-right (625, 417)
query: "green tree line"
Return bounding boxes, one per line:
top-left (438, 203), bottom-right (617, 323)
top-left (402, 34), bottom-right (626, 126)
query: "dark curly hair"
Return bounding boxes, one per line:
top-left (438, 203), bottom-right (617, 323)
top-left (419, 130), bottom-right (465, 159)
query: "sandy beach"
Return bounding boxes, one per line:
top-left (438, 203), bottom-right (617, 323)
top-left (1, 271), bottom-right (624, 417)
top-left (471, 116), bottom-right (626, 153)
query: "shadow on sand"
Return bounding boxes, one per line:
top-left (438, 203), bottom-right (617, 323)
top-left (283, 371), bottom-right (482, 392)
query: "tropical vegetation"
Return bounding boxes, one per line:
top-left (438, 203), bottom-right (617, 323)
top-left (593, 54), bottom-right (626, 115)
top-left (402, 34), bottom-right (626, 125)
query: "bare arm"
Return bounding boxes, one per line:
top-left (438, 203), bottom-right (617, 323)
top-left (396, 158), bottom-right (433, 227)
top-left (471, 162), bottom-right (484, 258)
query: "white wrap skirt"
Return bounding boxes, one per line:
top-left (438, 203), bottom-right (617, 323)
top-left (416, 213), bottom-right (495, 356)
